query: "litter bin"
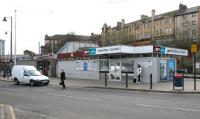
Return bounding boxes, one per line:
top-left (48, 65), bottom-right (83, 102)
top-left (174, 74), bottom-right (184, 87)
top-left (133, 78), bottom-right (137, 83)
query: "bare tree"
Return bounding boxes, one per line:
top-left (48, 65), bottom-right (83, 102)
top-left (171, 18), bottom-right (194, 72)
top-left (173, 18), bottom-right (194, 49)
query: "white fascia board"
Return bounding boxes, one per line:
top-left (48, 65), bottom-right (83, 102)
top-left (121, 46), bottom-right (134, 53)
top-left (96, 45), bottom-right (121, 54)
top-left (133, 45), bottom-right (154, 54)
top-left (96, 45), bottom-right (154, 55)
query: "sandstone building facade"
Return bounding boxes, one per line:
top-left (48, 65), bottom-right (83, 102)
top-left (100, 4), bottom-right (200, 49)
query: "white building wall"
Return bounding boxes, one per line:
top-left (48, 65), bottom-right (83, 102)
top-left (134, 57), bottom-right (160, 83)
top-left (58, 60), bottom-right (99, 80)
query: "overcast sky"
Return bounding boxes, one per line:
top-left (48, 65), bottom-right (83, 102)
top-left (0, 0), bottom-right (199, 54)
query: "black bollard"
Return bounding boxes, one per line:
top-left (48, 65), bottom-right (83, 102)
top-left (150, 74), bottom-right (152, 89)
top-left (182, 73), bottom-right (184, 90)
top-left (126, 73), bottom-right (128, 88)
top-left (105, 73), bottom-right (107, 87)
top-left (173, 72), bottom-right (175, 90)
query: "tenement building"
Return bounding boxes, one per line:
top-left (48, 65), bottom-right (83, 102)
top-left (100, 4), bottom-right (200, 48)
top-left (0, 39), bottom-right (5, 56)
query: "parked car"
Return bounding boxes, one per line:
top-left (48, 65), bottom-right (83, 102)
top-left (11, 65), bottom-right (50, 86)
top-left (176, 69), bottom-right (187, 73)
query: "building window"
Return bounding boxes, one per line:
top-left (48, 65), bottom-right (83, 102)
top-left (161, 19), bottom-right (165, 24)
top-left (192, 21), bottom-right (196, 25)
top-left (138, 24), bottom-right (141, 30)
top-left (183, 26), bottom-right (188, 31)
top-left (144, 23), bottom-right (148, 29)
top-left (192, 13), bottom-right (196, 17)
top-left (169, 28), bottom-right (172, 34)
top-left (184, 34), bottom-right (188, 39)
top-left (165, 18), bottom-right (169, 24)
top-left (160, 29), bottom-right (162, 35)
top-left (156, 20), bottom-right (159, 25)
top-left (192, 35), bottom-right (196, 40)
top-left (192, 30), bottom-right (196, 35)
top-left (169, 18), bottom-right (173, 24)
top-left (183, 31), bottom-right (187, 35)
top-left (166, 29), bottom-right (169, 34)
top-left (163, 29), bottom-right (166, 35)
top-left (183, 23), bottom-right (187, 27)
top-left (156, 30), bottom-right (159, 36)
top-left (183, 37), bottom-right (187, 40)
top-left (129, 27), bottom-right (132, 32)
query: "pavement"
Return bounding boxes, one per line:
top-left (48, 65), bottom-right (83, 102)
top-left (0, 104), bottom-right (16, 119)
top-left (1, 75), bottom-right (200, 94)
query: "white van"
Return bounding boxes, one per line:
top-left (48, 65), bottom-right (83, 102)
top-left (11, 65), bottom-right (50, 86)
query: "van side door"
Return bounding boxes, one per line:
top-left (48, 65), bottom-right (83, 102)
top-left (23, 71), bottom-right (30, 83)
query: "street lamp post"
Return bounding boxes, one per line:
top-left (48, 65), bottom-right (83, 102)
top-left (3, 16), bottom-right (13, 69)
top-left (14, 10), bottom-right (17, 65)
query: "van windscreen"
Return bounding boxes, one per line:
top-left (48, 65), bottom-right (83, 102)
top-left (28, 70), bottom-right (42, 76)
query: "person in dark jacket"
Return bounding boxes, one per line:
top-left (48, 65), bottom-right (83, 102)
top-left (60, 68), bottom-right (66, 89)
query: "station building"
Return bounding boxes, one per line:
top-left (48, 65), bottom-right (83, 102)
top-left (57, 45), bottom-right (188, 83)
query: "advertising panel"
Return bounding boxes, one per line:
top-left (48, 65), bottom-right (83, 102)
top-left (75, 61), bottom-right (84, 71)
top-left (75, 61), bottom-right (97, 71)
top-left (167, 59), bottom-right (176, 81)
top-left (160, 60), bottom-right (167, 81)
top-left (99, 59), bottom-right (109, 71)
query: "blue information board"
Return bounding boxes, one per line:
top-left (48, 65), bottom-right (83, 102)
top-left (84, 62), bottom-right (88, 71)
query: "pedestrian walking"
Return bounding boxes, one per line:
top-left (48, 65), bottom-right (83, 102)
top-left (60, 68), bottom-right (66, 89)
top-left (137, 64), bottom-right (142, 83)
top-left (3, 70), bottom-right (6, 79)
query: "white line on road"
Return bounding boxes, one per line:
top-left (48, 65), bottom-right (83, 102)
top-left (48, 93), bottom-right (101, 101)
top-left (0, 87), bottom-right (31, 92)
top-left (136, 104), bottom-right (200, 112)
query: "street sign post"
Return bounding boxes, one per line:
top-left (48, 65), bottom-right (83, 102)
top-left (191, 43), bottom-right (198, 90)
top-left (191, 43), bottom-right (198, 53)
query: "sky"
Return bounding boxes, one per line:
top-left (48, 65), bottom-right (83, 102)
top-left (0, 0), bottom-right (200, 55)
